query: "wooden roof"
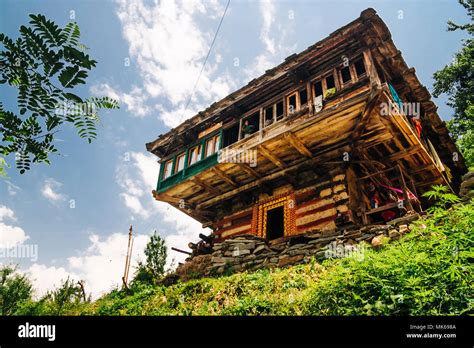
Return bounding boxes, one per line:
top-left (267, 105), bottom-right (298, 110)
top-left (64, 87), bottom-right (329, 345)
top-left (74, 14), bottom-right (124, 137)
top-left (145, 7), bottom-right (461, 176)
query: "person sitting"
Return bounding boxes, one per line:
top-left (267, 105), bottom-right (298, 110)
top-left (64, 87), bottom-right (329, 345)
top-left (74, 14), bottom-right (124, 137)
top-left (264, 117), bottom-right (273, 127)
top-left (368, 182), bottom-right (381, 209)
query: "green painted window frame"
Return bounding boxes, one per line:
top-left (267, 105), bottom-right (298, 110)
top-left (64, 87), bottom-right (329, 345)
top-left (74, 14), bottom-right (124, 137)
top-left (157, 129), bottom-right (223, 191)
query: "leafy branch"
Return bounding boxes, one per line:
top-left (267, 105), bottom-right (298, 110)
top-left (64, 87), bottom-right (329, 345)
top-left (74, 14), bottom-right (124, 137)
top-left (0, 14), bottom-right (119, 174)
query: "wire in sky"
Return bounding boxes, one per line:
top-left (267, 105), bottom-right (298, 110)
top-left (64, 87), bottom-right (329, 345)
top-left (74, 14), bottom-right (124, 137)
top-left (164, 0), bottom-right (231, 156)
top-left (182, 0), bottom-right (231, 114)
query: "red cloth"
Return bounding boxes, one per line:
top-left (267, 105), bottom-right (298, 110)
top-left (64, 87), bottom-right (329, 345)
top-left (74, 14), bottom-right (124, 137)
top-left (381, 210), bottom-right (396, 221)
top-left (412, 118), bottom-right (422, 137)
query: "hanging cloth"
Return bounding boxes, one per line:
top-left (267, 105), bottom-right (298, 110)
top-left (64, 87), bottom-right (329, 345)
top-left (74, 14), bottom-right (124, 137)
top-left (377, 182), bottom-right (418, 201)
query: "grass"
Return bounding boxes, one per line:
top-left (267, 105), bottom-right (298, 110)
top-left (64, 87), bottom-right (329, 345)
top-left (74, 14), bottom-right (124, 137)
top-left (17, 199), bottom-right (474, 316)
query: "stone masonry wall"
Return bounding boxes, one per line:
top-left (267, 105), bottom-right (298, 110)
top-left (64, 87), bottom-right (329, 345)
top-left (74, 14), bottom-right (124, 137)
top-left (175, 214), bottom-right (420, 282)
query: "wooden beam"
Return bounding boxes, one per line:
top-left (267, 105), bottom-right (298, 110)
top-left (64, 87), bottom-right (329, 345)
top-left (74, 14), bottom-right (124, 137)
top-left (356, 166), bottom-right (398, 181)
top-left (284, 132), bottom-right (312, 158)
top-left (166, 202), bottom-right (212, 225)
top-left (417, 178), bottom-right (443, 188)
top-left (152, 191), bottom-right (182, 205)
top-left (397, 164), bottom-right (414, 212)
top-left (386, 145), bottom-right (421, 162)
top-left (258, 144), bottom-right (286, 169)
top-left (191, 176), bottom-right (221, 195)
top-left (237, 163), bottom-right (261, 179)
top-left (171, 247), bottom-right (192, 256)
top-left (197, 145), bottom-right (351, 209)
top-left (351, 86), bottom-right (383, 142)
top-left (211, 167), bottom-right (238, 188)
top-left (409, 164), bottom-right (433, 175)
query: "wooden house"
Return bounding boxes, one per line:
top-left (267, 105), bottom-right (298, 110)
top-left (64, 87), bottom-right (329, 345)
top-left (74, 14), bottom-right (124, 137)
top-left (146, 8), bottom-right (466, 245)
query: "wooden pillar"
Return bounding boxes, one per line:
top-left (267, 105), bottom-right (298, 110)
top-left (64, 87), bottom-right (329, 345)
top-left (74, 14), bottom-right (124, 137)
top-left (397, 164), bottom-right (414, 212)
top-left (409, 179), bottom-right (423, 212)
top-left (363, 49), bottom-right (381, 87)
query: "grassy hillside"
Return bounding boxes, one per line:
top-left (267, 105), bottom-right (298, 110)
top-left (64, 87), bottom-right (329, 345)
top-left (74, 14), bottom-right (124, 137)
top-left (18, 199), bottom-right (473, 316)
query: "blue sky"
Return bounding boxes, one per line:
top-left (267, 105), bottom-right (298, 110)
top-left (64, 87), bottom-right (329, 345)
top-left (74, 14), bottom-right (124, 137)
top-left (0, 0), bottom-right (470, 298)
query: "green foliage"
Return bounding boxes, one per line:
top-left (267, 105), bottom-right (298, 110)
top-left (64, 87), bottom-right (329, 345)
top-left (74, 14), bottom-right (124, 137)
top-left (0, 265), bottom-right (33, 315)
top-left (303, 202), bottom-right (473, 315)
top-left (10, 200), bottom-right (474, 316)
top-left (422, 185), bottom-right (461, 213)
top-left (0, 14), bottom-right (119, 174)
top-left (131, 232), bottom-right (168, 286)
top-left (432, 0), bottom-right (474, 167)
top-left (18, 277), bottom-right (88, 315)
top-left (0, 155), bottom-right (8, 177)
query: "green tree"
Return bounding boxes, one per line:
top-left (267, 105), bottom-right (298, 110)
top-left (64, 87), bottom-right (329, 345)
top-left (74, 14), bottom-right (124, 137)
top-left (0, 265), bottom-right (33, 315)
top-left (0, 14), bottom-right (119, 174)
top-left (133, 231), bottom-right (168, 284)
top-left (432, 0), bottom-right (474, 168)
top-left (42, 277), bottom-right (85, 315)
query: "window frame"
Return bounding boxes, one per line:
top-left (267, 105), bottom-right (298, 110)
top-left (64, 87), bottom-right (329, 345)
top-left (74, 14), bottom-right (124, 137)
top-left (353, 57), bottom-right (367, 79)
top-left (205, 134), bottom-right (220, 157)
top-left (188, 144), bottom-right (202, 166)
top-left (339, 65), bottom-right (353, 85)
top-left (162, 159), bottom-right (174, 180)
top-left (286, 92), bottom-right (299, 115)
top-left (263, 104), bottom-right (275, 128)
top-left (240, 110), bottom-right (260, 139)
top-left (174, 152), bottom-right (185, 173)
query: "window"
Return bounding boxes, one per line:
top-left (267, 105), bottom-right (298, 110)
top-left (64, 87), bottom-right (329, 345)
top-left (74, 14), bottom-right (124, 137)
top-left (175, 153), bottom-right (185, 172)
top-left (326, 75), bottom-right (336, 89)
top-left (188, 145), bottom-right (201, 166)
top-left (276, 101), bottom-right (284, 120)
top-left (205, 134), bottom-right (220, 157)
top-left (223, 123), bottom-right (239, 147)
top-left (241, 112), bottom-right (259, 138)
top-left (299, 88), bottom-right (308, 106)
top-left (313, 80), bottom-right (323, 98)
top-left (163, 160), bottom-right (173, 179)
top-left (354, 58), bottom-right (366, 77)
top-left (287, 93), bottom-right (298, 114)
top-left (340, 66), bottom-right (352, 84)
top-left (264, 106), bottom-right (274, 127)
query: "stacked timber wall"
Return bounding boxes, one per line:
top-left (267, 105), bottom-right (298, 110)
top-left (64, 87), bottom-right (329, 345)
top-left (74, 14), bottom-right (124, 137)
top-left (213, 168), bottom-right (354, 241)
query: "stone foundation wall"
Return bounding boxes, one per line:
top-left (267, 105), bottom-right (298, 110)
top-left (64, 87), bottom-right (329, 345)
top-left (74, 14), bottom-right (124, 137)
top-left (175, 214), bottom-right (420, 282)
top-left (460, 171), bottom-right (474, 203)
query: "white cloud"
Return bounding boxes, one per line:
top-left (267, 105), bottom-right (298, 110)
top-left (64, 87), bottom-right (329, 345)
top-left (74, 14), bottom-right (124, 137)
top-left (0, 205), bottom-right (16, 221)
top-left (41, 178), bottom-right (66, 202)
top-left (260, 0), bottom-right (276, 55)
top-left (25, 232), bottom-right (149, 300)
top-left (115, 151), bottom-right (207, 266)
top-left (67, 232), bottom-right (149, 298)
top-left (0, 223), bottom-right (29, 248)
top-left (91, 83), bottom-right (152, 117)
top-left (244, 0), bottom-right (297, 79)
top-left (106, 0), bottom-right (236, 128)
top-left (5, 181), bottom-right (21, 196)
top-left (120, 192), bottom-right (148, 218)
top-left (25, 264), bottom-right (78, 300)
top-left (0, 205), bottom-right (29, 248)
top-left (116, 151), bottom-right (158, 219)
